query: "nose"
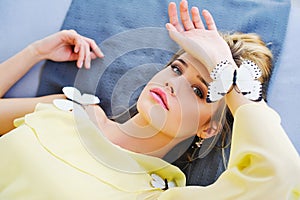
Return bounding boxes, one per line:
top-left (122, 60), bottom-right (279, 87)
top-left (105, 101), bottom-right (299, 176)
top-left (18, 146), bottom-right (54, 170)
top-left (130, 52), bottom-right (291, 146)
top-left (165, 76), bottom-right (188, 96)
top-left (165, 82), bottom-right (175, 95)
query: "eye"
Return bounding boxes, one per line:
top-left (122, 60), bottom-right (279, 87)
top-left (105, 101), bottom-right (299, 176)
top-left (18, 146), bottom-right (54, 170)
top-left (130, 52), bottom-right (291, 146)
top-left (192, 86), bottom-right (204, 99)
top-left (170, 65), bottom-right (182, 76)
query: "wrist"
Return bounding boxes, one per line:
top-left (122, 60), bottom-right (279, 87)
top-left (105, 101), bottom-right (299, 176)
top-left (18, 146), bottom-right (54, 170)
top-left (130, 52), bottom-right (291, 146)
top-left (205, 58), bottom-right (236, 75)
top-left (210, 57), bottom-right (236, 73)
top-left (27, 41), bottom-right (46, 62)
top-left (225, 86), bottom-right (252, 116)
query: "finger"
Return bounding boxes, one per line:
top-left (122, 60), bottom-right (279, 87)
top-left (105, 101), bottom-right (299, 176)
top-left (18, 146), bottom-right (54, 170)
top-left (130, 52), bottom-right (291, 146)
top-left (202, 9), bottom-right (217, 30)
top-left (90, 52), bottom-right (98, 60)
top-left (76, 41), bottom-right (84, 68)
top-left (168, 28), bottom-right (185, 46)
top-left (83, 42), bottom-right (91, 69)
top-left (179, 0), bottom-right (194, 31)
top-left (168, 2), bottom-right (184, 32)
top-left (165, 23), bottom-right (178, 32)
top-left (74, 41), bottom-right (80, 54)
top-left (191, 7), bottom-right (204, 29)
top-left (82, 36), bottom-right (104, 58)
top-left (63, 29), bottom-right (80, 52)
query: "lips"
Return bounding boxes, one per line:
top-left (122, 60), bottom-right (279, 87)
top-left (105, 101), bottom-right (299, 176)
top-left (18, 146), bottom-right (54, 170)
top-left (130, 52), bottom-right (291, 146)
top-left (149, 88), bottom-right (169, 110)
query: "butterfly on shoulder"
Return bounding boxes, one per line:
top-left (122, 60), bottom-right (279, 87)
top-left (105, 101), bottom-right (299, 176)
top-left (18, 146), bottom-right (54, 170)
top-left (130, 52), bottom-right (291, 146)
top-left (206, 60), bottom-right (262, 103)
top-left (53, 87), bottom-right (100, 118)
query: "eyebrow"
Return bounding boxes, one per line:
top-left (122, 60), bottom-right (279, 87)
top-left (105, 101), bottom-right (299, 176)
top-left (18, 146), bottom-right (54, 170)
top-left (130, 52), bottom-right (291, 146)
top-left (176, 58), bottom-right (209, 88)
top-left (197, 75), bottom-right (209, 88)
top-left (177, 58), bottom-right (188, 68)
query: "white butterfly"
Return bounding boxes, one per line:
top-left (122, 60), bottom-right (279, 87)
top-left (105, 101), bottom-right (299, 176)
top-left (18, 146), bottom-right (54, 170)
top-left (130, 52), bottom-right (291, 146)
top-left (206, 60), bottom-right (262, 103)
top-left (53, 87), bottom-right (100, 117)
top-left (150, 173), bottom-right (176, 190)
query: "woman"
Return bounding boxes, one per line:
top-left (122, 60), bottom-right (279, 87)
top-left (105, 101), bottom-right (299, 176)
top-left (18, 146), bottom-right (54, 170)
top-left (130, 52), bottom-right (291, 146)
top-left (1, 1), bottom-right (299, 199)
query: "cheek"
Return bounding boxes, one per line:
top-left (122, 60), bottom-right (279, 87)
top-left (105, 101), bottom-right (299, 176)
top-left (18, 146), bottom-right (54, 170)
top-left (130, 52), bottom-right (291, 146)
top-left (170, 93), bottom-right (212, 138)
top-left (175, 100), bottom-right (200, 134)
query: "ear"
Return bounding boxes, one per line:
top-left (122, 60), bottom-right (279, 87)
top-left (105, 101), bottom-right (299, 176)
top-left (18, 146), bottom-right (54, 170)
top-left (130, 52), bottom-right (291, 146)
top-left (198, 121), bottom-right (222, 139)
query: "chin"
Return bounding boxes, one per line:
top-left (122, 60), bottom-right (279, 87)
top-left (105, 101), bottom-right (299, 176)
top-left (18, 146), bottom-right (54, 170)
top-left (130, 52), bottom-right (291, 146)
top-left (138, 99), bottom-right (168, 126)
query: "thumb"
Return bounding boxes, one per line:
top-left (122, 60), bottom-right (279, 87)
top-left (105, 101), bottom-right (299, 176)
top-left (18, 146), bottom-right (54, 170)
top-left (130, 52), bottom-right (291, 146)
top-left (166, 26), bottom-right (186, 46)
top-left (165, 23), bottom-right (177, 31)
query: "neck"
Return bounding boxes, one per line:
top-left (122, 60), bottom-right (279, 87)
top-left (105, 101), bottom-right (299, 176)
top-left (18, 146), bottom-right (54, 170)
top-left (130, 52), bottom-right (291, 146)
top-left (103, 113), bottom-right (183, 158)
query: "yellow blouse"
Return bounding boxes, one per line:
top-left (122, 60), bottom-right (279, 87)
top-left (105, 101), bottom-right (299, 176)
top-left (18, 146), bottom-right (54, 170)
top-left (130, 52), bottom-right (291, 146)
top-left (0, 103), bottom-right (185, 200)
top-left (159, 103), bottom-right (300, 199)
top-left (0, 103), bottom-right (299, 199)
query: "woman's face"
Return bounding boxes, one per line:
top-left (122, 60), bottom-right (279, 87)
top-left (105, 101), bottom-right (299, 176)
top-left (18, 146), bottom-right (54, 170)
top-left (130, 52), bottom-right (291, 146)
top-left (137, 52), bottom-right (219, 140)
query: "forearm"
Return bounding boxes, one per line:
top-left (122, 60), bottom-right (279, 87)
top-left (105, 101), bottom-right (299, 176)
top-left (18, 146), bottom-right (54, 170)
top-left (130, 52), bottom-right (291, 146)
top-left (0, 44), bottom-right (42, 97)
top-left (0, 94), bottom-right (65, 135)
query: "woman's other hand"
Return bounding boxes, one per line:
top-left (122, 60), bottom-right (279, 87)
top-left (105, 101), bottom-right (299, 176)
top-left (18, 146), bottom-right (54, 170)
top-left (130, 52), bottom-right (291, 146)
top-left (31, 30), bottom-right (104, 69)
top-left (166, 1), bottom-right (235, 72)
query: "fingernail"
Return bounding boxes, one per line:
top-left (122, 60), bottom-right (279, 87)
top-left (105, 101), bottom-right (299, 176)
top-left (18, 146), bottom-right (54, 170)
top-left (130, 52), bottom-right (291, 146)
top-left (74, 46), bottom-right (79, 53)
top-left (78, 61), bottom-right (83, 68)
top-left (166, 23), bottom-right (171, 29)
top-left (99, 51), bottom-right (104, 57)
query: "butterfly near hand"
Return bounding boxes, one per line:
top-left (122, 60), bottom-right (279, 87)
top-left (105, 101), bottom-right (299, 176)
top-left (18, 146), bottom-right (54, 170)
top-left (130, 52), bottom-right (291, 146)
top-left (206, 60), bottom-right (262, 103)
top-left (53, 87), bottom-right (100, 118)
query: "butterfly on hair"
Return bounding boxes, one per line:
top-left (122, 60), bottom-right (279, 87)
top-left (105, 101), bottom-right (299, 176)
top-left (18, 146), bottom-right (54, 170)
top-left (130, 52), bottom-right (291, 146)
top-left (206, 60), bottom-right (262, 103)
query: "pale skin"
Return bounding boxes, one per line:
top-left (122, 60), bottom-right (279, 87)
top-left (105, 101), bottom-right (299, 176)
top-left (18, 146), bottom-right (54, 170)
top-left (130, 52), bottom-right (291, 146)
top-left (86, 0), bottom-right (255, 158)
top-left (86, 53), bottom-right (220, 158)
top-left (1, 0), bottom-right (254, 159)
top-left (0, 30), bottom-right (104, 134)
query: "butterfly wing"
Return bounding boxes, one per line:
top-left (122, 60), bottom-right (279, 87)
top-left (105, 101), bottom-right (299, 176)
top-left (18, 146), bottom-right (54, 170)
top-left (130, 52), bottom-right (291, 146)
top-left (53, 99), bottom-right (75, 112)
top-left (81, 93), bottom-right (100, 105)
top-left (62, 87), bottom-right (100, 105)
top-left (150, 174), bottom-right (166, 189)
top-left (236, 60), bottom-right (262, 101)
top-left (62, 87), bottom-right (82, 102)
top-left (207, 61), bottom-right (235, 102)
top-left (53, 99), bottom-right (89, 118)
top-left (207, 80), bottom-right (230, 102)
top-left (241, 60), bottom-right (262, 79)
top-left (243, 80), bottom-right (262, 101)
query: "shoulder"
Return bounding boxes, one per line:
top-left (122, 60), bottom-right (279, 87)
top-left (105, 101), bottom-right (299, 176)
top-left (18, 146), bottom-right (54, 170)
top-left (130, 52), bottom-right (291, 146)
top-left (84, 104), bottom-right (109, 127)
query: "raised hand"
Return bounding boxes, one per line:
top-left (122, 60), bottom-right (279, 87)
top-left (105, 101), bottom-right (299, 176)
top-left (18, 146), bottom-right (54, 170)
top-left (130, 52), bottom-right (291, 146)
top-left (31, 30), bottom-right (104, 69)
top-left (166, 0), bottom-right (235, 72)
